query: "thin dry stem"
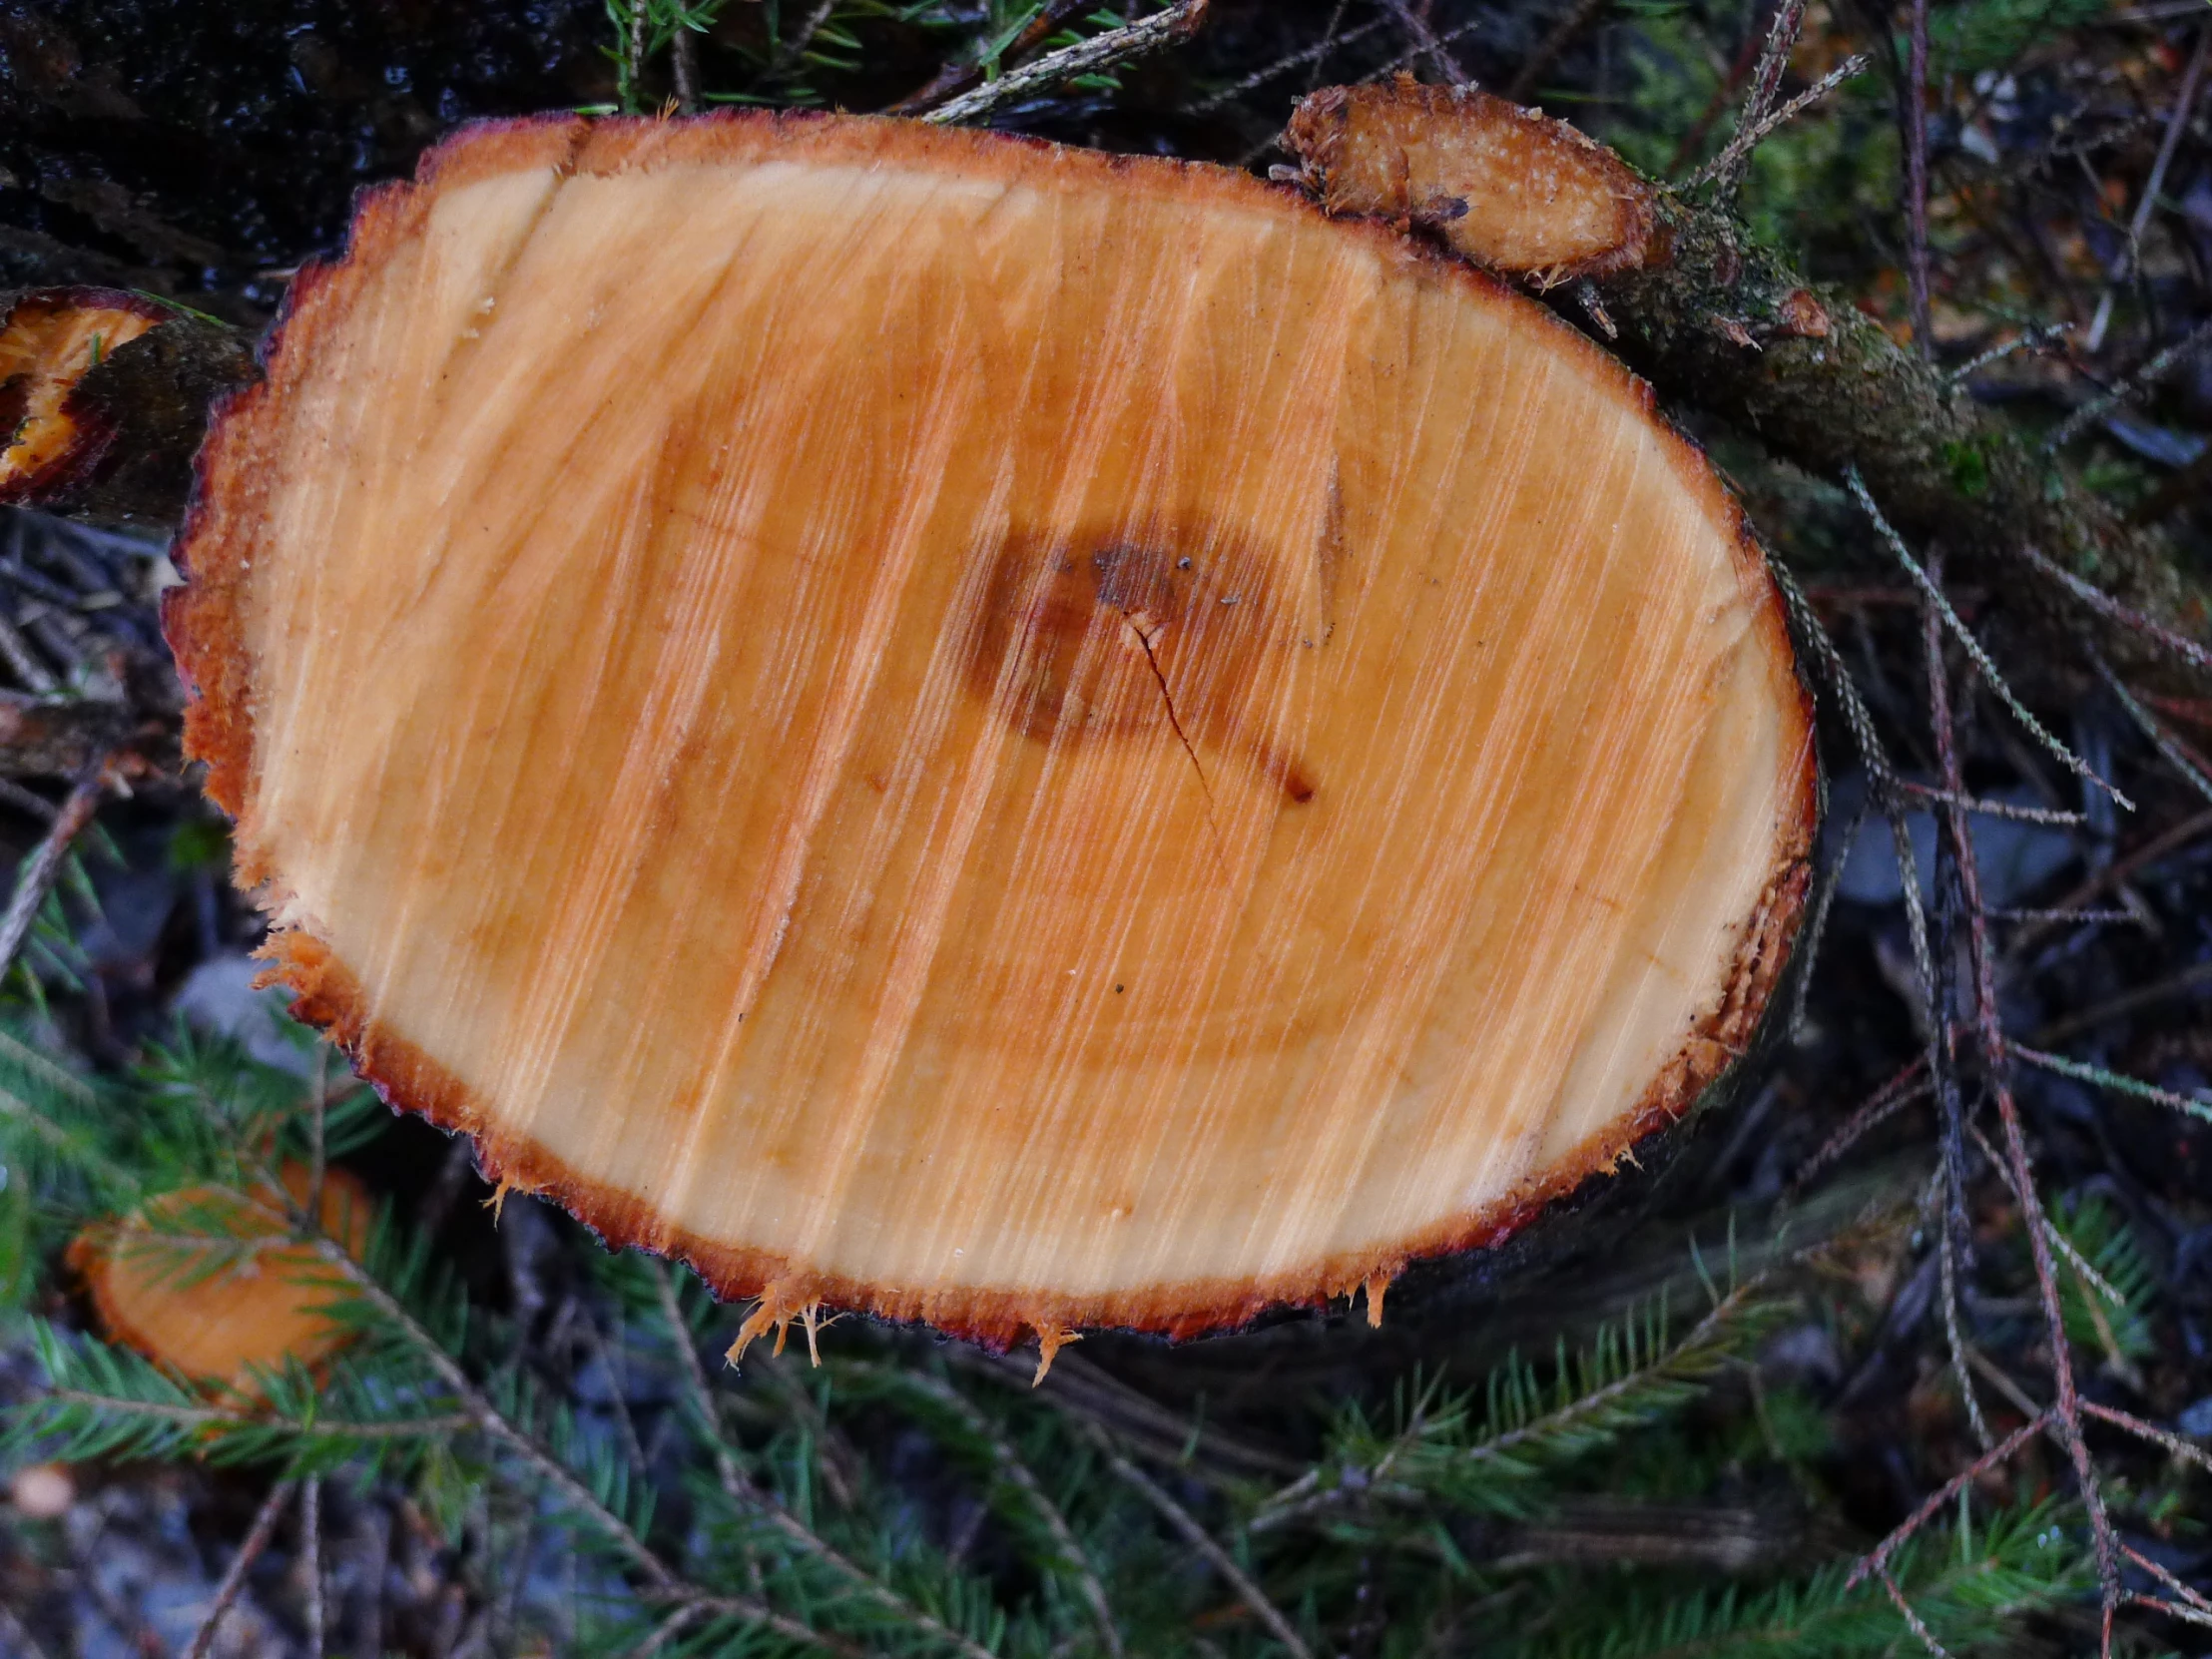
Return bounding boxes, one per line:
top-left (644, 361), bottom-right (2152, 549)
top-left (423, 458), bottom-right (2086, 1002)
top-left (1848, 468), bottom-right (2131, 810)
top-left (1082, 1420), bottom-right (1314, 1659)
top-left (2082, 1400), bottom-right (2212, 1476)
top-left (1189, 14), bottom-right (1388, 114)
top-left (0, 754), bottom-right (108, 980)
top-left (1852, 1410), bottom-right (2051, 1588)
top-left (1382, 0), bottom-right (1466, 83)
top-left (2015, 544), bottom-right (2212, 676)
top-left (300, 1475), bottom-right (324, 1659)
top-left (925, 1), bottom-right (1210, 127)
top-left (186, 1478), bottom-right (296, 1659)
top-left (1689, 56), bottom-right (1867, 196)
top-left (1507, 0), bottom-right (1613, 104)
top-left (2049, 314), bottom-right (2212, 452)
top-left (1903, 0), bottom-right (1933, 360)
top-left (2090, 649), bottom-right (2212, 808)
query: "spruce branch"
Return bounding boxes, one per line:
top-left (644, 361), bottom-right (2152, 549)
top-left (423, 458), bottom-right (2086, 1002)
top-left (305, 1238), bottom-right (837, 1653)
top-left (838, 1360), bottom-right (1124, 1657)
top-left (643, 1267), bottom-right (1000, 1659)
top-left (1255, 1281), bottom-right (1784, 1534)
top-left (1077, 1418), bottom-right (1315, 1659)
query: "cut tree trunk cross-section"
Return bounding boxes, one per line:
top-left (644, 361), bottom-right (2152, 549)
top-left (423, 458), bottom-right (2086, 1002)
top-left (165, 111), bottom-right (1816, 1352)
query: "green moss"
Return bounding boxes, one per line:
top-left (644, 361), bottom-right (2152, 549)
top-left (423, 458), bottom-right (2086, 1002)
top-left (1943, 439), bottom-right (1992, 498)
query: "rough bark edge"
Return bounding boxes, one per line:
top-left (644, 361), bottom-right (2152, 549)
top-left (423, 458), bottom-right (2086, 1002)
top-left (0, 286), bottom-right (258, 529)
top-left (163, 107), bottom-right (1818, 1349)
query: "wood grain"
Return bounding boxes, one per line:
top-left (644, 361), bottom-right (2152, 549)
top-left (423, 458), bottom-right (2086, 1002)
top-left (168, 112), bottom-right (1815, 1346)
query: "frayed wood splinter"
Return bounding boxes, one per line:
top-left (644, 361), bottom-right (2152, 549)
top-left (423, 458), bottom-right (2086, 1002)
top-left (1033, 1327), bottom-right (1082, 1385)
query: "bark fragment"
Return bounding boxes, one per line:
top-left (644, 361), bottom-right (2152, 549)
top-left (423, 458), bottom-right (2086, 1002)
top-left (0, 286), bottom-right (258, 530)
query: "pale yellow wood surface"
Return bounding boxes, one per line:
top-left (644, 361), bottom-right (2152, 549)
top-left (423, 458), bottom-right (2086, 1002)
top-left (175, 116), bottom-right (1813, 1337)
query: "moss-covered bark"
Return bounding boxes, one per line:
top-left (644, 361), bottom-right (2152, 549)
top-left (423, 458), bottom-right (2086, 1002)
top-left (1588, 201), bottom-right (2206, 665)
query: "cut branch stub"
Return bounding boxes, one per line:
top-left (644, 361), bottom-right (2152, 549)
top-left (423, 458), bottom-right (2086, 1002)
top-left (1285, 78), bottom-right (1663, 284)
top-left (70, 1164), bottom-right (372, 1394)
top-left (166, 112), bottom-right (1815, 1348)
top-left (1281, 80), bottom-right (2212, 689)
top-left (0, 286), bottom-right (258, 528)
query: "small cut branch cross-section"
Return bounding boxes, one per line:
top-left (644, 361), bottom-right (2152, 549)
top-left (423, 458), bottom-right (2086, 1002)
top-left (164, 111), bottom-right (1816, 1355)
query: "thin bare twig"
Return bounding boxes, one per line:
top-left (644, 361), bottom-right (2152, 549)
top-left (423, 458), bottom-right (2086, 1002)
top-left (1507, 0), bottom-right (1612, 104)
top-left (1308, 0), bottom-right (1353, 92)
top-left (925, 1), bottom-right (1210, 127)
top-left (2085, 21), bottom-right (2212, 353)
top-left (1685, 56), bottom-right (1869, 194)
top-left (300, 1476), bottom-right (324, 1659)
top-left (0, 755), bottom-right (108, 980)
top-left (769, 0), bottom-right (841, 79)
top-left (1701, 0), bottom-right (1807, 199)
top-left (1192, 14), bottom-right (1391, 114)
top-left (1946, 322), bottom-right (2072, 389)
top-left (1903, 0), bottom-right (1933, 359)
top-left (1360, 14), bottom-right (1489, 88)
top-left (1382, 0), bottom-right (1465, 83)
top-left (1081, 1421), bottom-right (1314, 1659)
top-left (1942, 684), bottom-right (2123, 1636)
top-left (1963, 1117), bottom-right (2131, 1311)
top-left (1741, 0), bottom-right (1808, 138)
top-left (2122, 1544), bottom-right (2212, 1621)
top-left (2047, 315), bottom-right (2212, 452)
top-left (1847, 469), bottom-right (2132, 810)
top-left (624, 0), bottom-right (648, 112)
top-left (1793, 1061), bottom-right (1932, 1187)
top-left (2010, 1044), bottom-right (2212, 1124)
top-left (2006, 806), bottom-right (2212, 956)
top-left (186, 1479), bottom-right (296, 1659)
top-left (671, 26), bottom-right (699, 113)
top-left (1851, 1410), bottom-right (2051, 1589)
top-left (1923, 576), bottom-right (1990, 1449)
top-left (2090, 648), bottom-right (2212, 808)
top-left (2015, 543), bottom-right (2212, 676)
top-left (2081, 1400), bottom-right (2212, 1476)
top-left (1896, 781), bottom-right (2084, 826)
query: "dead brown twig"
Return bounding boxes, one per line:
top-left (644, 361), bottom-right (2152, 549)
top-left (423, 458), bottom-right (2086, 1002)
top-left (185, 1478), bottom-right (297, 1659)
top-left (921, 1), bottom-right (1211, 127)
top-left (0, 753), bottom-right (110, 981)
